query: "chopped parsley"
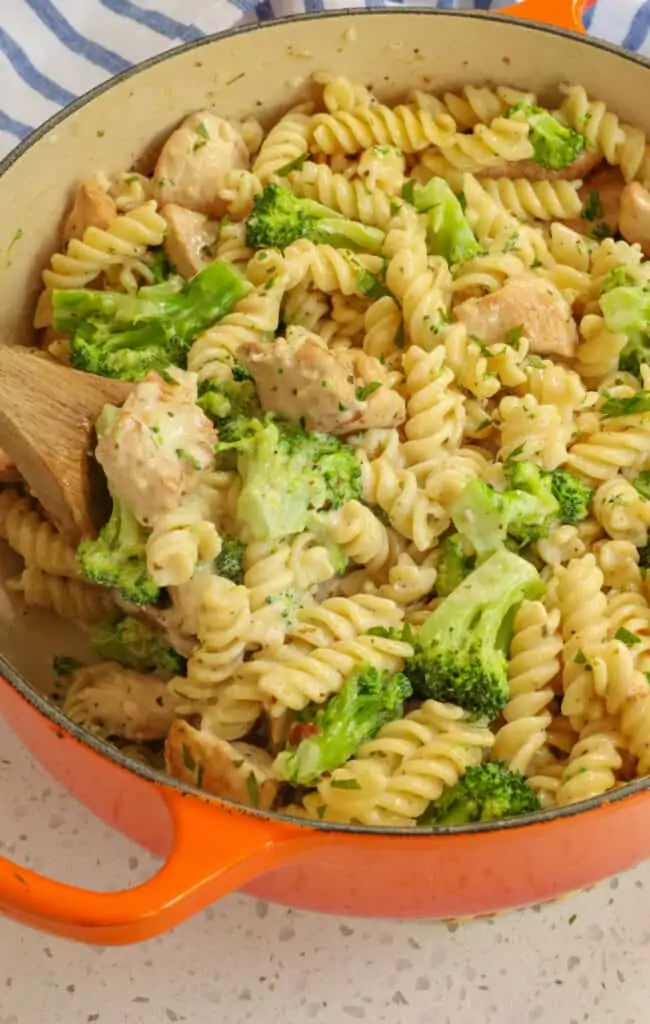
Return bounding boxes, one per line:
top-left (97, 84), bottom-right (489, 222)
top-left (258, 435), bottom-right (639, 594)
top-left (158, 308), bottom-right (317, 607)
top-left (582, 190), bottom-right (603, 222)
top-left (504, 324), bottom-right (524, 349)
top-left (276, 152), bottom-right (308, 177)
top-left (329, 777), bottom-right (362, 790)
top-left (355, 381), bottom-right (382, 401)
top-left (615, 627), bottom-right (641, 647)
top-left (246, 771), bottom-right (260, 807)
top-left (52, 655), bottom-right (82, 676)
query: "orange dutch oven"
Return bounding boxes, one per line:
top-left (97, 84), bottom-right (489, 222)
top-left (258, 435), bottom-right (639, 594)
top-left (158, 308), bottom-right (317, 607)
top-left (2, 0), bottom-right (650, 947)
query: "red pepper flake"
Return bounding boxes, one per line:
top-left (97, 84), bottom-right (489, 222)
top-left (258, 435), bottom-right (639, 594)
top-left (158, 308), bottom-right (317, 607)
top-left (288, 722), bottom-right (320, 746)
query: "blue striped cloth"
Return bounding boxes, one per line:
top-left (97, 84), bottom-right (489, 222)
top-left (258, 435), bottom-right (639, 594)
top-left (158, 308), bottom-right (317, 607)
top-left (0, 0), bottom-right (648, 158)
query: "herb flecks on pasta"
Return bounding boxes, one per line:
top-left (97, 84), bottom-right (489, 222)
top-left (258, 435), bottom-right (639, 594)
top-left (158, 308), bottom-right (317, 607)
top-left (13, 75), bottom-right (650, 821)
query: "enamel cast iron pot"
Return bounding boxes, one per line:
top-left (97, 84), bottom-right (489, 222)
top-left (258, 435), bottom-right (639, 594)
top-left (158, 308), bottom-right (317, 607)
top-left (1, 0), bottom-right (648, 946)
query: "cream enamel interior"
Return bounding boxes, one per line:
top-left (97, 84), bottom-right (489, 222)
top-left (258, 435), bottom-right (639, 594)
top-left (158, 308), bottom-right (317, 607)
top-left (0, 9), bottom-right (648, 699)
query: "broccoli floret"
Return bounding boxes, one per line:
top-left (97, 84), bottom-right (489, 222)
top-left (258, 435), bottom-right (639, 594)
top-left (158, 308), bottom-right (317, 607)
top-left (216, 415), bottom-right (361, 542)
top-left (507, 460), bottom-right (592, 527)
top-left (598, 283), bottom-right (650, 378)
top-left (452, 463), bottom-right (590, 558)
top-left (436, 534), bottom-right (475, 597)
top-left (419, 761), bottom-right (541, 825)
top-left (402, 177), bottom-right (481, 264)
top-left (245, 182), bottom-right (384, 254)
top-left (53, 259), bottom-right (250, 381)
top-left (507, 103), bottom-right (586, 170)
top-left (273, 664), bottom-right (412, 786)
top-left (198, 378), bottom-right (260, 424)
top-left (77, 495), bottom-right (159, 605)
top-left (90, 615), bottom-right (184, 675)
top-left (452, 476), bottom-right (558, 558)
top-left (214, 536), bottom-right (246, 585)
top-left (545, 468), bottom-right (593, 524)
top-left (407, 549), bottom-right (538, 720)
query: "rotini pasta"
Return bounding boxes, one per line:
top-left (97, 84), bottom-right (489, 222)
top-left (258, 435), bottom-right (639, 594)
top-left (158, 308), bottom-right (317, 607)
top-left (21, 73), bottom-right (650, 826)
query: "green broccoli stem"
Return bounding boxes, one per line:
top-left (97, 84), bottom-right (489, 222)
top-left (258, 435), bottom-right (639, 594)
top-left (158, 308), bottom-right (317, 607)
top-left (420, 549), bottom-right (536, 645)
top-left (600, 285), bottom-right (650, 336)
top-left (306, 219), bottom-right (385, 255)
top-left (403, 177), bottom-right (481, 264)
top-left (53, 258), bottom-right (250, 343)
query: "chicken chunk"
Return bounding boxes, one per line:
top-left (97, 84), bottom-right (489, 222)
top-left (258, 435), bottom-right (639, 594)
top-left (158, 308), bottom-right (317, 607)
top-left (479, 148), bottom-right (603, 183)
top-left (563, 166), bottom-right (625, 238)
top-left (162, 203), bottom-right (219, 279)
top-left (95, 368), bottom-right (217, 527)
top-left (619, 182), bottom-right (650, 257)
top-left (0, 446), bottom-right (19, 483)
top-left (454, 273), bottom-right (578, 359)
top-left (63, 182), bottom-right (117, 242)
top-left (153, 112), bottom-right (249, 217)
top-left (64, 662), bottom-right (183, 741)
top-left (239, 328), bottom-right (405, 435)
top-left (165, 719), bottom-right (279, 808)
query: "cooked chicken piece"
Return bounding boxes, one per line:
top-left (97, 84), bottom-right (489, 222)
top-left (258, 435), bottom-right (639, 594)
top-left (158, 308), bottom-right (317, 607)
top-left (620, 182), bottom-right (650, 257)
top-left (0, 447), bottom-right (20, 483)
top-left (165, 719), bottom-right (279, 808)
top-left (454, 273), bottom-right (578, 359)
top-left (95, 368), bottom-right (217, 527)
top-left (479, 148), bottom-right (603, 183)
top-left (63, 182), bottom-right (117, 241)
top-left (153, 112), bottom-right (249, 217)
top-left (563, 166), bottom-right (625, 237)
top-left (162, 203), bottom-right (219, 278)
top-left (64, 662), bottom-right (183, 741)
top-left (240, 329), bottom-right (405, 435)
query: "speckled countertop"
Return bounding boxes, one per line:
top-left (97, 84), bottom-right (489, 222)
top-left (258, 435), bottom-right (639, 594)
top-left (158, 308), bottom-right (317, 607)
top-left (1, 716), bottom-right (649, 1024)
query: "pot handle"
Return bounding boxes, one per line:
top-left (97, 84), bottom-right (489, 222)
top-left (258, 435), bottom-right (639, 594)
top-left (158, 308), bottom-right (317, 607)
top-left (0, 786), bottom-right (314, 945)
top-left (499, 0), bottom-right (589, 34)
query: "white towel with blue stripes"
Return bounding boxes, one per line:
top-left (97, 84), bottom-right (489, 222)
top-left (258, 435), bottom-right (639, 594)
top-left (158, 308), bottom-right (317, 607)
top-left (0, 0), bottom-right (648, 158)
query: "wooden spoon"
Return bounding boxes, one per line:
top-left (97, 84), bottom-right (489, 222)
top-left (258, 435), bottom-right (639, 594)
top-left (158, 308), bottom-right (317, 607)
top-left (0, 346), bottom-right (132, 545)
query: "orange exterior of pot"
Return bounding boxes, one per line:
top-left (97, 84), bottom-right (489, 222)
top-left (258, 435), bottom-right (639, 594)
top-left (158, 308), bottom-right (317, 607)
top-left (1, 0), bottom-right (649, 945)
top-left (3, 674), bottom-right (650, 945)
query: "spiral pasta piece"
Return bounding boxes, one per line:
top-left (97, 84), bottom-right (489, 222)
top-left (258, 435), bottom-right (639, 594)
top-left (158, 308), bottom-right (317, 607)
top-left (146, 503), bottom-right (221, 587)
top-left (559, 84), bottom-right (650, 181)
top-left (436, 116), bottom-right (533, 172)
top-left (480, 178), bottom-right (582, 221)
top-left (319, 500), bottom-right (390, 568)
top-left (17, 566), bottom-right (115, 621)
top-left (492, 602), bottom-right (562, 776)
top-left (260, 632), bottom-right (412, 712)
top-left (218, 169), bottom-right (263, 220)
top-left (0, 489), bottom-right (79, 579)
top-left (282, 238), bottom-right (384, 297)
top-left (187, 279), bottom-right (284, 383)
top-left (174, 575), bottom-right (251, 699)
top-left (593, 477), bottom-right (650, 546)
top-left (498, 395), bottom-right (568, 471)
top-left (359, 447), bottom-right (448, 551)
top-left (252, 108), bottom-right (311, 183)
top-left (289, 161), bottom-right (395, 228)
top-left (575, 314), bottom-right (628, 384)
top-left (555, 720), bottom-right (623, 807)
top-left (287, 593), bottom-right (404, 650)
top-left (401, 346), bottom-right (465, 468)
top-left (462, 174), bottom-right (551, 267)
top-left (596, 540), bottom-right (643, 592)
top-left (200, 672), bottom-right (264, 741)
top-left (566, 415), bottom-right (650, 482)
top-left (555, 555), bottom-right (608, 730)
top-left (42, 201), bottom-right (166, 291)
top-left (309, 103), bottom-right (457, 156)
top-left (362, 295), bottom-right (403, 368)
top-left (411, 84), bottom-right (535, 131)
top-left (305, 699), bottom-right (494, 826)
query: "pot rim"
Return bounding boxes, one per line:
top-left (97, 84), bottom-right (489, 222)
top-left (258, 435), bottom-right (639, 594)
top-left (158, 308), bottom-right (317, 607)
top-left (2, 6), bottom-right (650, 838)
